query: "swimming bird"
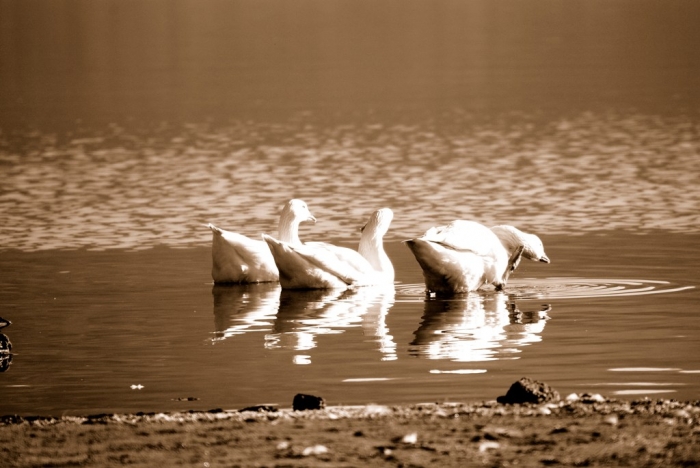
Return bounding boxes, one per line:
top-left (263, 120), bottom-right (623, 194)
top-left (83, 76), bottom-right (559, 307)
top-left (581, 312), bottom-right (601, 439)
top-left (263, 208), bottom-right (395, 290)
top-left (404, 220), bottom-right (538, 294)
top-left (208, 199), bottom-right (316, 283)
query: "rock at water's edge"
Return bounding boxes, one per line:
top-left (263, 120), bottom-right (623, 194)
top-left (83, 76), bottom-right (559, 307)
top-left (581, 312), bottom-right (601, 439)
top-left (293, 394), bottom-right (326, 411)
top-left (497, 377), bottom-right (560, 404)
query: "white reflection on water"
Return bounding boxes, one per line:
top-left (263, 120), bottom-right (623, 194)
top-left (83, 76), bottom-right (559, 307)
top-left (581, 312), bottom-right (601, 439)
top-left (1, 111), bottom-right (699, 252)
top-left (211, 283), bottom-right (281, 341)
top-left (211, 275), bottom-right (694, 366)
top-left (212, 284), bottom-right (397, 363)
top-left (409, 294), bottom-right (550, 362)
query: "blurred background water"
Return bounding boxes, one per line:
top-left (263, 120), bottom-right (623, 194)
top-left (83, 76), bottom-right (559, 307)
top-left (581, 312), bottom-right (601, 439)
top-left (0, 0), bottom-right (699, 415)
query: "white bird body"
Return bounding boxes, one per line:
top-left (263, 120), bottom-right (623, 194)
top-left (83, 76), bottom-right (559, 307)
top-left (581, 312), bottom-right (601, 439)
top-left (405, 220), bottom-right (547, 294)
top-left (209, 229), bottom-right (280, 283)
top-left (405, 220), bottom-right (513, 294)
top-left (264, 208), bottom-right (395, 290)
top-left (208, 199), bottom-right (316, 283)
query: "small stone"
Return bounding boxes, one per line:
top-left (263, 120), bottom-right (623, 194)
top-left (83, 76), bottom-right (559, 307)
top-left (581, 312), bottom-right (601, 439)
top-left (604, 415), bottom-right (619, 426)
top-left (478, 441), bottom-right (500, 452)
top-left (581, 393), bottom-right (606, 404)
top-left (401, 432), bottom-right (418, 444)
top-left (293, 393), bottom-right (326, 411)
top-left (239, 405), bottom-right (278, 413)
top-left (377, 446), bottom-right (393, 457)
top-left (302, 444), bottom-right (328, 456)
top-left (483, 426), bottom-right (524, 439)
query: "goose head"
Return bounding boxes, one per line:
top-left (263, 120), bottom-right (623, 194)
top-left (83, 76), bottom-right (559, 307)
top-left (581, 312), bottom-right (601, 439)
top-left (491, 225), bottom-right (550, 263)
top-left (360, 208), bottom-right (394, 240)
top-left (285, 199), bottom-right (317, 225)
top-left (522, 231), bottom-right (549, 263)
top-left (277, 199), bottom-right (316, 245)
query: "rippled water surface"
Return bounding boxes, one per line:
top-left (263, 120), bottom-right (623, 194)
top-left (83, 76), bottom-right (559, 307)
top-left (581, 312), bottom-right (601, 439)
top-left (1, 0), bottom-right (699, 415)
top-left (2, 111), bottom-right (700, 251)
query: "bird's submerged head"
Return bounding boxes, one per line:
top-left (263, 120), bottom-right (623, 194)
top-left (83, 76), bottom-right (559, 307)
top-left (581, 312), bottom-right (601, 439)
top-left (492, 225), bottom-right (550, 263)
top-left (523, 232), bottom-right (550, 263)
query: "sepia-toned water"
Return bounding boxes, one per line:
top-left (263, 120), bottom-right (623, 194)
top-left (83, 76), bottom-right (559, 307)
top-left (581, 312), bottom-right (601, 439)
top-left (1, 0), bottom-right (699, 416)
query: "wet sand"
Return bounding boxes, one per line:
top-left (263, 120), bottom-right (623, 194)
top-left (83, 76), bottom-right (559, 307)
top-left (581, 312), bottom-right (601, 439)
top-left (2, 396), bottom-right (698, 467)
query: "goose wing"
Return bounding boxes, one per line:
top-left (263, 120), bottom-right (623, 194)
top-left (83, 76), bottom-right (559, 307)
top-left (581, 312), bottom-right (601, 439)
top-left (209, 224), bottom-right (277, 282)
top-left (263, 234), bottom-right (363, 289)
top-left (421, 220), bottom-right (501, 256)
top-left (289, 242), bottom-right (371, 285)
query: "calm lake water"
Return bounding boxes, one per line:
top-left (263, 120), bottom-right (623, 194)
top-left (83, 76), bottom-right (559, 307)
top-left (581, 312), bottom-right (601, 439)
top-left (1, 0), bottom-right (699, 416)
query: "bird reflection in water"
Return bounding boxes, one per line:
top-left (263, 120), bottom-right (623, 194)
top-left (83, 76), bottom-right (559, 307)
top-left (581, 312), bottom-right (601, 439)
top-left (211, 283), bottom-right (282, 341)
top-left (211, 284), bottom-right (396, 363)
top-left (269, 286), bottom-right (397, 364)
top-left (409, 293), bottom-right (551, 362)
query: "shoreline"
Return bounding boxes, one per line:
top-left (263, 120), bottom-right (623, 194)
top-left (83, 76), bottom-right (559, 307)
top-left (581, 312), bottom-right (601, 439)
top-left (2, 396), bottom-right (698, 467)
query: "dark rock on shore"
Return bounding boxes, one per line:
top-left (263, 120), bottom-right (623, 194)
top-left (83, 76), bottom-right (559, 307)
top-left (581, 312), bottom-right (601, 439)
top-left (293, 393), bottom-right (326, 411)
top-left (497, 377), bottom-right (561, 404)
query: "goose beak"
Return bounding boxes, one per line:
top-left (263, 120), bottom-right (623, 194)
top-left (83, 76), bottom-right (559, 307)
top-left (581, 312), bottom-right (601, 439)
top-left (539, 255), bottom-right (550, 263)
top-left (308, 215), bottom-right (317, 224)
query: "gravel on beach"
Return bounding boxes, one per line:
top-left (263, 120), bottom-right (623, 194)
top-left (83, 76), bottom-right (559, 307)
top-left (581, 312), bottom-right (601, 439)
top-left (2, 395), bottom-right (699, 467)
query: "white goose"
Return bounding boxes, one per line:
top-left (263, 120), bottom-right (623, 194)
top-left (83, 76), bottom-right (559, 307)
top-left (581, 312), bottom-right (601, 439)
top-left (263, 208), bottom-right (395, 290)
top-left (208, 199), bottom-right (316, 283)
top-left (405, 220), bottom-right (548, 294)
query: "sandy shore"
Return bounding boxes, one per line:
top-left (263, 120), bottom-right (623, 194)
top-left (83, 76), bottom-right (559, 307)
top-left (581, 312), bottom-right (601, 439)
top-left (1, 396), bottom-right (698, 467)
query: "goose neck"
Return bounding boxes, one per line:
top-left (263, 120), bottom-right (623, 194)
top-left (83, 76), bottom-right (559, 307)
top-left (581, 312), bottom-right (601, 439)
top-left (359, 236), bottom-right (392, 275)
top-left (278, 216), bottom-right (301, 245)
